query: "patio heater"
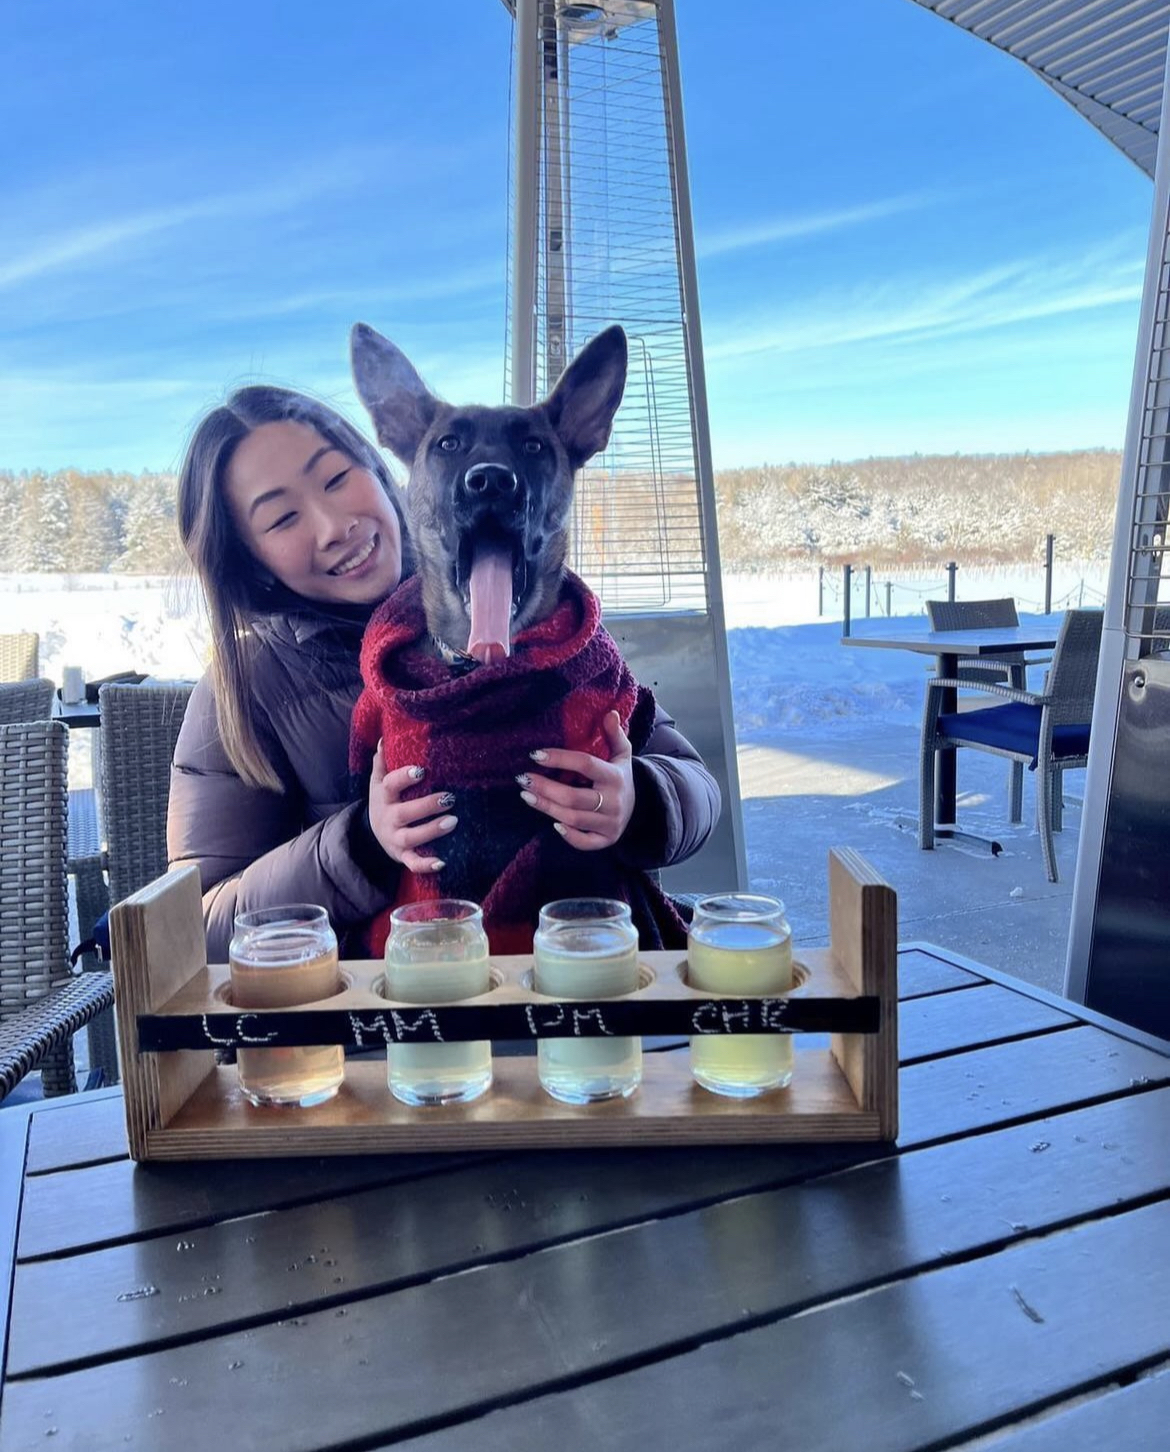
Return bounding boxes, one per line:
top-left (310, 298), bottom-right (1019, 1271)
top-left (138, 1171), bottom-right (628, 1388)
top-left (502, 0), bottom-right (747, 893)
top-left (1065, 37), bottom-right (1170, 1041)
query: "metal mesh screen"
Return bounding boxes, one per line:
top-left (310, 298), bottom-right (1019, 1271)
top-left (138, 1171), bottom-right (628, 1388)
top-left (507, 0), bottom-right (709, 612)
top-left (1126, 205), bottom-right (1170, 652)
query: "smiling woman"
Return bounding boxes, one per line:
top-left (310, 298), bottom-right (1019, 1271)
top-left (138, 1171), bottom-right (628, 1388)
top-left (167, 386), bottom-right (463, 962)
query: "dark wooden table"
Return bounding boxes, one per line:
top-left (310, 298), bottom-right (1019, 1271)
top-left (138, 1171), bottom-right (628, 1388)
top-left (842, 620), bottom-right (1063, 834)
top-left (2, 943), bottom-right (1169, 1451)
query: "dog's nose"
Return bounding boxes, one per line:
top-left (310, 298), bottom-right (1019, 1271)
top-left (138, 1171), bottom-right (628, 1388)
top-left (462, 463), bottom-right (519, 500)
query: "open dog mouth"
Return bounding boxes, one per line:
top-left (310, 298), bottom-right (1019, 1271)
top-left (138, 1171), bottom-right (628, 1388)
top-left (454, 522), bottom-right (529, 666)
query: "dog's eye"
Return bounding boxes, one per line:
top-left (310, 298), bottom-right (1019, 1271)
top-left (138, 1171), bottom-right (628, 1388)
top-left (437, 435), bottom-right (461, 453)
top-left (523, 439), bottom-right (544, 455)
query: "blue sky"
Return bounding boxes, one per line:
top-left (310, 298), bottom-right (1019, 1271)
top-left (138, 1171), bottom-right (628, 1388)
top-left (1, 0), bottom-right (1155, 472)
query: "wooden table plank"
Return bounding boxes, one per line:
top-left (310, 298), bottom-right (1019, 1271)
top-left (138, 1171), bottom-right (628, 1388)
top-left (950, 1364), bottom-right (1170, 1450)
top-left (23, 1091), bottom-right (127, 1174)
top-left (893, 948), bottom-right (984, 1000)
top-left (387, 1200), bottom-right (1170, 1452)
top-left (898, 983), bottom-right (1075, 1063)
top-left (5, 1090), bottom-right (1169, 1444)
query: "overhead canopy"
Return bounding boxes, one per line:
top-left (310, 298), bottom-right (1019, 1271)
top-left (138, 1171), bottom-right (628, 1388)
top-left (908, 0), bottom-right (1169, 177)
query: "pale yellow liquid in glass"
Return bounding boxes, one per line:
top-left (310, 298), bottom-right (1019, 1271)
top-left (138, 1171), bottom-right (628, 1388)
top-left (534, 927), bottom-right (641, 1103)
top-left (688, 922), bottom-right (794, 1096)
top-left (229, 939), bottom-right (344, 1108)
top-left (384, 929), bottom-right (492, 1105)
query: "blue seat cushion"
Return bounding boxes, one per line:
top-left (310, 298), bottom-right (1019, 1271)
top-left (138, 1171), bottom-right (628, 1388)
top-left (936, 703), bottom-right (1090, 768)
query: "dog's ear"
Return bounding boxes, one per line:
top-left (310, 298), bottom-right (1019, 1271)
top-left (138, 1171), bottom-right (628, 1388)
top-left (544, 325), bottom-right (627, 470)
top-left (350, 323), bottom-right (439, 463)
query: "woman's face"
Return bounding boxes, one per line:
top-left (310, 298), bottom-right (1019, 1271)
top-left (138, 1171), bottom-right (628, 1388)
top-left (224, 421), bottom-right (403, 606)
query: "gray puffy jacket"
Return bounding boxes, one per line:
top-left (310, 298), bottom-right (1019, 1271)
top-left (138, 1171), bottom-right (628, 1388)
top-left (168, 606), bottom-right (721, 961)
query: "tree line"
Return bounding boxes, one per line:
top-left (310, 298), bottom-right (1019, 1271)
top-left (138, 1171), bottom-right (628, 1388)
top-left (0, 448), bottom-right (1122, 575)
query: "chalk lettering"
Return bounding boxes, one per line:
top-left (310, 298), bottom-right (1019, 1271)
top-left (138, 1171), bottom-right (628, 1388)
top-left (719, 1001), bottom-right (754, 1033)
top-left (237, 1013), bottom-right (279, 1046)
top-left (761, 999), bottom-right (791, 1031)
top-left (691, 1001), bottom-right (722, 1034)
top-left (571, 1008), bottom-right (613, 1038)
top-left (524, 1003), bottom-right (566, 1037)
top-left (200, 1015), bottom-right (237, 1048)
top-left (390, 1009), bottom-right (444, 1043)
top-left (348, 1012), bottom-right (396, 1048)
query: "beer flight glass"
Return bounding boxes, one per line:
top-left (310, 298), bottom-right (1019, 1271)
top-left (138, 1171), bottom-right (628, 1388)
top-left (687, 893), bottom-right (794, 1097)
top-left (383, 899), bottom-right (493, 1106)
top-left (228, 904), bottom-right (345, 1107)
top-left (533, 898), bottom-right (642, 1103)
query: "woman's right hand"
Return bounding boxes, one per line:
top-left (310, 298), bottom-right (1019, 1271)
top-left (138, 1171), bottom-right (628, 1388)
top-left (368, 741), bottom-right (457, 873)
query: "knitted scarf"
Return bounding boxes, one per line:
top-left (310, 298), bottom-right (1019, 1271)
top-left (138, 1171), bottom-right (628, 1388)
top-left (350, 571), bottom-right (686, 955)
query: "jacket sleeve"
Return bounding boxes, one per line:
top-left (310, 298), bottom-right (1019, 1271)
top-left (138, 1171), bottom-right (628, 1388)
top-left (167, 674), bottom-right (399, 961)
top-left (615, 702), bottom-right (722, 870)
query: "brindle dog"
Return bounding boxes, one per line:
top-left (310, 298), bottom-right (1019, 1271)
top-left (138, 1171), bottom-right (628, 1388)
top-left (349, 323), bottom-right (627, 661)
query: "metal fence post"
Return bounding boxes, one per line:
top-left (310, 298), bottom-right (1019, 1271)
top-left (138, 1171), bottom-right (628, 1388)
top-left (843, 563), bottom-right (852, 637)
top-left (885, 581), bottom-right (892, 617)
top-left (818, 565), bottom-right (824, 617)
top-left (946, 560), bottom-right (957, 602)
top-left (864, 565), bottom-right (872, 618)
top-left (1044, 533), bottom-right (1054, 614)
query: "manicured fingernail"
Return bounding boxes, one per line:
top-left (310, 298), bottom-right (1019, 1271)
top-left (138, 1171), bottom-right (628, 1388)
top-left (515, 773), bottom-right (531, 788)
top-left (520, 790), bottom-right (536, 806)
top-left (553, 821), bottom-right (567, 836)
top-left (424, 858), bottom-right (445, 872)
top-left (376, 737), bottom-right (383, 755)
top-left (438, 815), bottom-right (458, 830)
top-left (408, 766), bottom-right (425, 780)
top-left (530, 749), bottom-right (548, 762)
top-left (438, 792), bottom-right (456, 808)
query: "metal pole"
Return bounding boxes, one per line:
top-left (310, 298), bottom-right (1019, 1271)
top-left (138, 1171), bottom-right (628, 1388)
top-left (817, 566), bottom-right (824, 617)
top-left (946, 560), bottom-right (957, 602)
top-left (657, 0), bottom-right (748, 890)
top-left (1044, 533), bottom-right (1055, 614)
top-left (509, 0), bottom-right (539, 406)
top-left (843, 563), bottom-right (852, 637)
top-left (885, 581), bottom-right (892, 617)
top-left (864, 565), bottom-right (872, 618)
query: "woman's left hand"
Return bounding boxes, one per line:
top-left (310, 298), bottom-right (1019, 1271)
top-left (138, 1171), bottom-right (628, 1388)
top-left (517, 710), bottom-right (635, 851)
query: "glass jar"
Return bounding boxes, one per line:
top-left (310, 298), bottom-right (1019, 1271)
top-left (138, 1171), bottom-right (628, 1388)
top-left (533, 898), bottom-right (641, 1103)
top-left (384, 899), bottom-right (492, 1106)
top-left (687, 893), bottom-right (794, 1097)
top-left (228, 904), bottom-right (344, 1108)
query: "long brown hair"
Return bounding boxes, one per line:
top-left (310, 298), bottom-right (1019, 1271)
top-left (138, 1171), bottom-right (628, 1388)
top-left (178, 385), bottom-right (409, 790)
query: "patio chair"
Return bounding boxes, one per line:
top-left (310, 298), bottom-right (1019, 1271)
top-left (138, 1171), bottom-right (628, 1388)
top-left (0, 719), bottom-right (112, 1101)
top-left (925, 598), bottom-right (1029, 823)
top-left (0, 678), bottom-right (54, 725)
top-left (0, 632), bottom-right (39, 682)
top-left (919, 608), bottom-right (1104, 883)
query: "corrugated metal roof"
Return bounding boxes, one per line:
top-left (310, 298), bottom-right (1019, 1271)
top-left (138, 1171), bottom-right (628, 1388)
top-left (908, 0), bottom-right (1170, 176)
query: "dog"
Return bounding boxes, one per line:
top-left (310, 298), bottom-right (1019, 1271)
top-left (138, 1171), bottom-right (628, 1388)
top-left (347, 323), bottom-right (685, 954)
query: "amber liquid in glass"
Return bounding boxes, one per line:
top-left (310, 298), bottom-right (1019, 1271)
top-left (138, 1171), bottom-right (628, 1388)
top-left (229, 938), bottom-right (344, 1108)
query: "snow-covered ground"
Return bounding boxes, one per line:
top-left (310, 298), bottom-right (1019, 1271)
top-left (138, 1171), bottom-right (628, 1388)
top-left (4, 561), bottom-right (1110, 992)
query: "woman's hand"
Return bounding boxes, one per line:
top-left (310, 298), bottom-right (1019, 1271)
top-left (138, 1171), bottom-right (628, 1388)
top-left (368, 741), bottom-right (457, 872)
top-left (517, 710), bottom-right (635, 851)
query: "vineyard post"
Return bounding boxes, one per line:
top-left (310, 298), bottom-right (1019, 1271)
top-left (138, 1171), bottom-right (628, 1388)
top-left (843, 563), bottom-right (853, 637)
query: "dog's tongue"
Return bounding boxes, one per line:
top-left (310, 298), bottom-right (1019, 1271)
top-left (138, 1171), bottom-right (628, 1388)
top-left (468, 542), bottom-right (513, 665)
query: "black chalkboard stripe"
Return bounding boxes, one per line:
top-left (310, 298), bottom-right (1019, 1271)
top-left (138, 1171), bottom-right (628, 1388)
top-left (135, 993), bottom-right (882, 1052)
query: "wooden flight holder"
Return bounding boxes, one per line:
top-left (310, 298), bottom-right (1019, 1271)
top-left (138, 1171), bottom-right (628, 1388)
top-left (109, 848), bottom-right (898, 1161)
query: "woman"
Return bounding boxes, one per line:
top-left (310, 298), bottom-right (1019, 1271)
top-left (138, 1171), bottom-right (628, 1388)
top-left (169, 385), bottom-right (721, 960)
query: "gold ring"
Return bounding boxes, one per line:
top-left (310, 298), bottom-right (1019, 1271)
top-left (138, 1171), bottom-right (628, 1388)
top-left (592, 790), bottom-right (604, 813)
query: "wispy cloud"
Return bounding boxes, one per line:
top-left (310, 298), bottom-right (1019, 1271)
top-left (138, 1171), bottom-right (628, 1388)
top-left (703, 236), bottom-right (1144, 364)
top-left (697, 192), bottom-right (940, 259)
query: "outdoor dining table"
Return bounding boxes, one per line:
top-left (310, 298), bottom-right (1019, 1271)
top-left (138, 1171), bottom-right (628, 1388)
top-left (2, 941), bottom-right (1169, 1450)
top-left (841, 618), bottom-right (1064, 840)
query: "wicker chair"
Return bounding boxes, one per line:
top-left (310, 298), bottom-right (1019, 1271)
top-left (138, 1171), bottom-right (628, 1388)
top-left (0, 678), bottom-right (54, 726)
top-left (925, 599), bottom-right (1030, 823)
top-left (919, 608), bottom-right (1104, 883)
top-left (0, 632), bottom-right (39, 682)
top-left (0, 719), bottom-right (114, 1102)
top-left (80, 682), bottom-right (195, 1084)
